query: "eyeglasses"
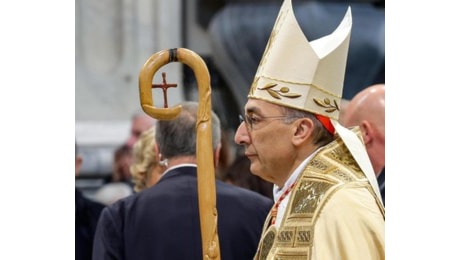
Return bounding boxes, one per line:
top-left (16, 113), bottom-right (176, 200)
top-left (239, 114), bottom-right (292, 131)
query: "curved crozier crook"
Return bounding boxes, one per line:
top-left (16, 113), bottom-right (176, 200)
top-left (138, 48), bottom-right (220, 260)
top-left (139, 48), bottom-right (182, 120)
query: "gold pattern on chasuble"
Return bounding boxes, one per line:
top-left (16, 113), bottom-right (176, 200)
top-left (276, 226), bottom-right (296, 249)
top-left (324, 137), bottom-right (366, 179)
top-left (258, 226), bottom-right (311, 260)
top-left (259, 226), bottom-right (276, 260)
top-left (290, 179), bottom-right (333, 215)
top-left (295, 226), bottom-right (313, 247)
top-left (256, 134), bottom-right (370, 260)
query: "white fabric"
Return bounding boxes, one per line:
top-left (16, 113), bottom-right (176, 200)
top-left (332, 120), bottom-right (383, 204)
top-left (160, 163), bottom-right (197, 179)
top-left (273, 149), bottom-right (320, 227)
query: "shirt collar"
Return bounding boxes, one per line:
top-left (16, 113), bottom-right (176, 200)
top-left (273, 149), bottom-right (321, 200)
top-left (161, 163), bottom-right (197, 179)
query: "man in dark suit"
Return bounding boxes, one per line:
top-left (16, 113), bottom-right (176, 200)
top-left (75, 142), bottom-right (105, 260)
top-left (93, 101), bottom-right (273, 260)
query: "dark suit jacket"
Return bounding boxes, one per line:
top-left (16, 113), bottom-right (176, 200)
top-left (76, 189), bottom-right (105, 260)
top-left (93, 166), bottom-right (273, 260)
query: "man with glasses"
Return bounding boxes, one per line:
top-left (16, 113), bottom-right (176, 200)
top-left (234, 0), bottom-right (384, 259)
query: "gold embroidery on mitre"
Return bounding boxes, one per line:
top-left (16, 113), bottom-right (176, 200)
top-left (313, 97), bottom-right (340, 113)
top-left (249, 5), bottom-right (287, 97)
top-left (257, 83), bottom-right (302, 100)
top-left (249, 76), bottom-right (260, 96)
top-left (257, 7), bottom-right (287, 73)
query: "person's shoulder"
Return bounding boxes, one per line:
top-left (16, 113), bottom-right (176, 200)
top-left (101, 189), bottom-right (142, 215)
top-left (93, 182), bottom-right (134, 206)
top-left (87, 197), bottom-right (105, 213)
top-left (324, 186), bottom-right (383, 220)
top-left (76, 189), bottom-right (105, 214)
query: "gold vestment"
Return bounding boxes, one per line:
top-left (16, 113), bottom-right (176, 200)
top-left (254, 134), bottom-right (385, 259)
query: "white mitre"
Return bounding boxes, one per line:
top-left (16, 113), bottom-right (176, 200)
top-left (248, 0), bottom-right (383, 204)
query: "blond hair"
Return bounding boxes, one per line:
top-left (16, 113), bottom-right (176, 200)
top-left (130, 127), bottom-right (159, 192)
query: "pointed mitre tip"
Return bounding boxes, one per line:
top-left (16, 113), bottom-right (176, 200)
top-left (345, 6), bottom-right (352, 25)
top-left (335, 6), bottom-right (352, 34)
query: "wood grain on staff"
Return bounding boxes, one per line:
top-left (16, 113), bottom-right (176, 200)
top-left (138, 48), bottom-right (220, 260)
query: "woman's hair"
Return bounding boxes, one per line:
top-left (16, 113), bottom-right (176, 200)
top-left (130, 127), bottom-right (158, 192)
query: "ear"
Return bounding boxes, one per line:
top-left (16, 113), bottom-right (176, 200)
top-left (360, 120), bottom-right (373, 145)
top-left (292, 118), bottom-right (314, 146)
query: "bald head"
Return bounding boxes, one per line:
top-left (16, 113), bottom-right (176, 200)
top-left (342, 84), bottom-right (385, 132)
top-left (341, 84), bottom-right (385, 175)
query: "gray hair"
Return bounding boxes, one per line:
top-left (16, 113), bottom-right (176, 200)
top-left (281, 106), bottom-right (334, 146)
top-left (155, 101), bottom-right (221, 159)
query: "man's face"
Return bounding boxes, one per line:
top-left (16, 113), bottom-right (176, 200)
top-left (126, 116), bottom-right (155, 149)
top-left (234, 99), bottom-right (296, 184)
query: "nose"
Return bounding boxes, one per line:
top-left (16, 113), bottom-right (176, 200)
top-left (234, 122), bottom-right (250, 145)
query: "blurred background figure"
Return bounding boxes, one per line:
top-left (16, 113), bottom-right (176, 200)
top-left (121, 112), bottom-right (157, 185)
top-left (341, 83), bottom-right (385, 205)
top-left (93, 112), bottom-right (157, 204)
top-left (75, 141), bottom-right (105, 260)
top-left (130, 126), bottom-right (166, 192)
top-left (221, 155), bottom-right (273, 200)
top-left (215, 128), bottom-right (234, 180)
top-left (92, 182), bottom-right (133, 206)
top-left (110, 144), bottom-right (133, 184)
top-left (92, 144), bottom-right (134, 205)
top-left (126, 112), bottom-right (158, 150)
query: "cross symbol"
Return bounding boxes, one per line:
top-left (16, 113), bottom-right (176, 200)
top-left (152, 72), bottom-right (177, 108)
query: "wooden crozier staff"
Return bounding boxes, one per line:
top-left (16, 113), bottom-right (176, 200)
top-left (138, 48), bottom-right (220, 260)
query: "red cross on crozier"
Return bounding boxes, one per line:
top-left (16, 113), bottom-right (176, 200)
top-left (152, 72), bottom-right (177, 108)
